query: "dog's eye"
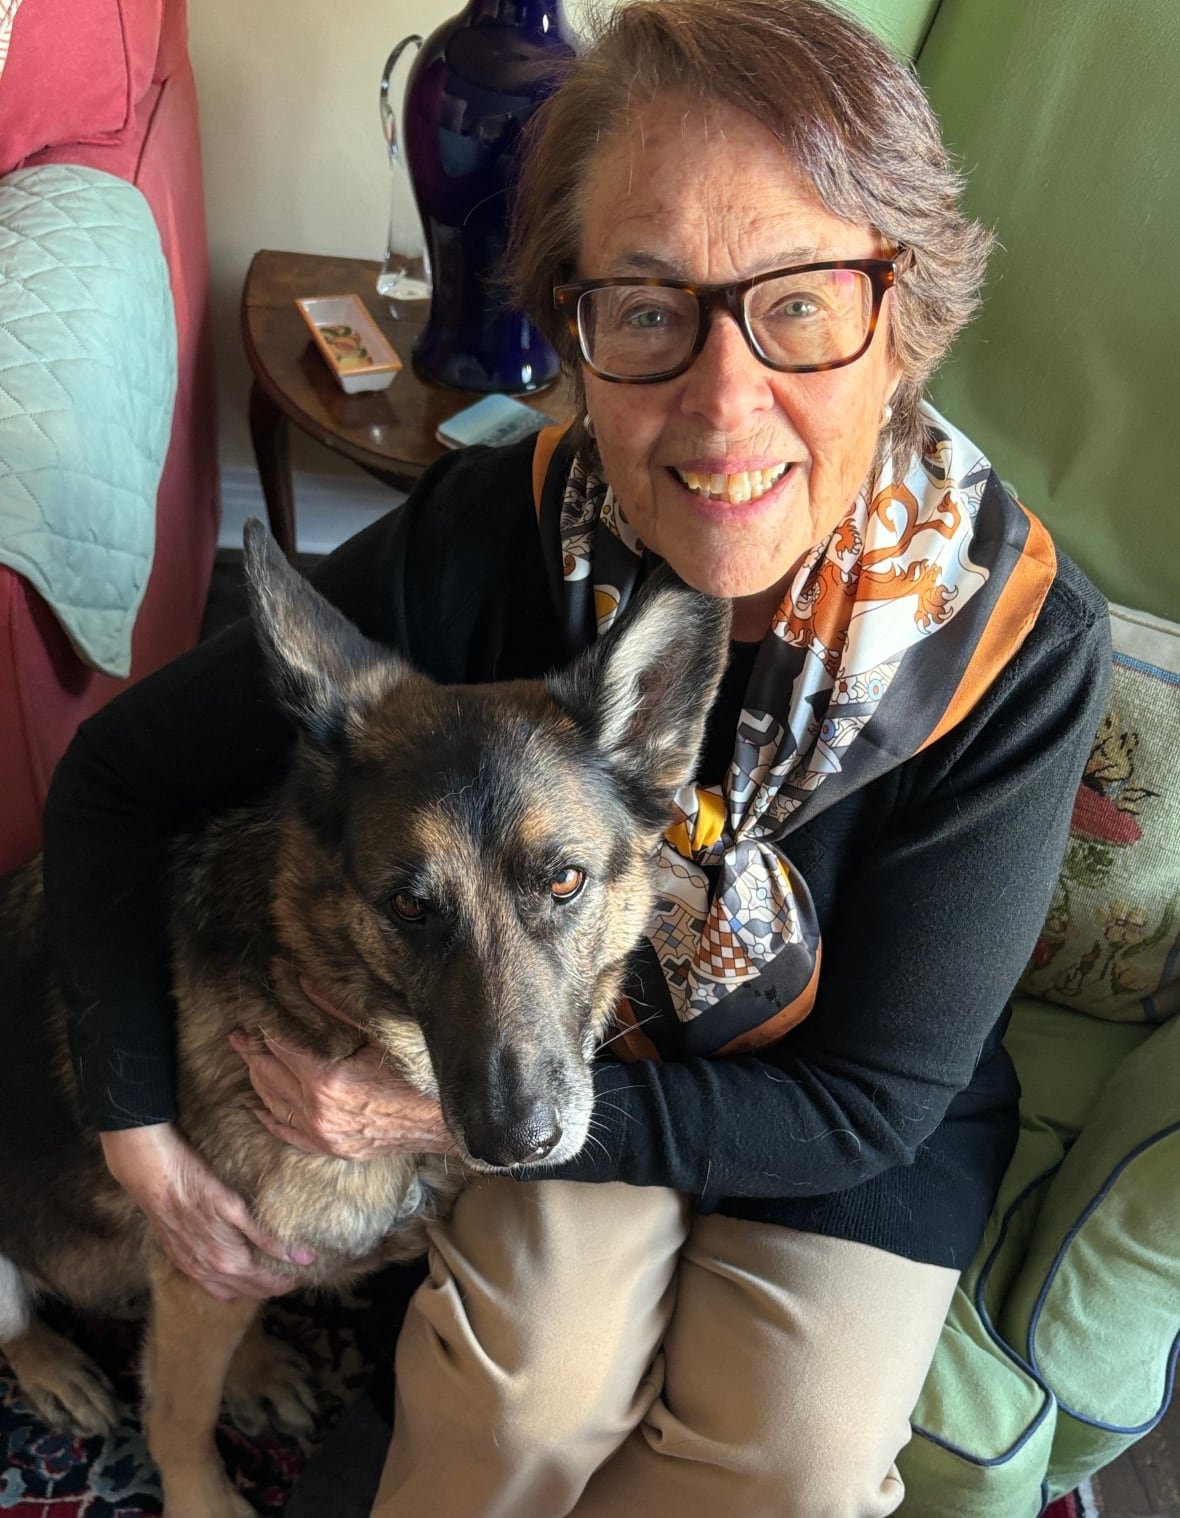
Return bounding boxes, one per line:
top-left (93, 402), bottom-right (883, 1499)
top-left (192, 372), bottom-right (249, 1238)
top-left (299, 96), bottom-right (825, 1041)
top-left (549, 866), bottom-right (586, 902)
top-left (391, 890), bottom-right (428, 923)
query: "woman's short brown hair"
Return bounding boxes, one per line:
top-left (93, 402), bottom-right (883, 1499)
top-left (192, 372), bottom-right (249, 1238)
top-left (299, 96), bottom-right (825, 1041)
top-left (506, 0), bottom-right (993, 462)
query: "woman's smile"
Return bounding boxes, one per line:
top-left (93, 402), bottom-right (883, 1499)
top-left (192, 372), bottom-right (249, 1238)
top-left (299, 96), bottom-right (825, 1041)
top-left (670, 461), bottom-right (793, 507)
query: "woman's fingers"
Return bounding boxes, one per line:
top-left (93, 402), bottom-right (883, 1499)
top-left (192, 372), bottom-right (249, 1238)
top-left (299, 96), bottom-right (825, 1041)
top-left (228, 1025), bottom-right (453, 1159)
top-left (242, 1027), bottom-right (334, 1085)
top-left (166, 1150), bottom-right (309, 1296)
top-left (249, 1049), bottom-right (308, 1119)
top-left (253, 1099), bottom-right (411, 1162)
top-left (99, 1121), bottom-right (313, 1301)
top-left (229, 1027), bottom-right (345, 1118)
top-left (230, 1030), bottom-right (345, 1148)
top-left (252, 1102), bottom-right (333, 1156)
top-left (157, 1218), bottom-right (290, 1299)
top-left (222, 1188), bottom-right (315, 1265)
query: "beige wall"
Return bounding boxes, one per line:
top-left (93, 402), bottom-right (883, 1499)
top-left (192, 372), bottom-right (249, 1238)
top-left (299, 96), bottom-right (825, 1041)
top-left (189, 0), bottom-right (601, 473)
top-left (189, 0), bottom-right (929, 473)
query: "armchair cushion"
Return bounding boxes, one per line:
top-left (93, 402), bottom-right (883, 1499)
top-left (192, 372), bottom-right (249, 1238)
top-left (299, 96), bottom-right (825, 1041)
top-left (1001, 1010), bottom-right (1180, 1494)
top-left (0, 163), bottom-right (176, 676)
top-left (902, 1003), bottom-right (1153, 1517)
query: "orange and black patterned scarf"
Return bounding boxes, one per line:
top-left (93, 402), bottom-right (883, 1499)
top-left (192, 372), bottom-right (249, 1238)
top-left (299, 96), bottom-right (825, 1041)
top-left (535, 403), bottom-right (1056, 1061)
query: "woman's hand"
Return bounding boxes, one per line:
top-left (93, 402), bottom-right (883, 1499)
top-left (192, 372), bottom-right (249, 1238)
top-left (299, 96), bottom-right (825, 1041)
top-left (99, 1122), bottom-right (312, 1303)
top-left (227, 1028), bottom-right (453, 1162)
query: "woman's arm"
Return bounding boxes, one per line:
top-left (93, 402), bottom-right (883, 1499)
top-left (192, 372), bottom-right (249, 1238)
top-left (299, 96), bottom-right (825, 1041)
top-left (45, 436), bottom-right (552, 1129)
top-left (40, 439), bottom-right (549, 1297)
top-left (551, 555), bottom-right (1110, 1199)
top-left (40, 502), bottom-right (421, 1298)
top-left (43, 498), bottom-right (418, 1129)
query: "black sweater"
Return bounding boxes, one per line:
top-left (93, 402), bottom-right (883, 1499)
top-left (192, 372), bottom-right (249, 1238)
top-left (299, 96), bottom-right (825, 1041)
top-left (42, 436), bottom-right (1111, 1268)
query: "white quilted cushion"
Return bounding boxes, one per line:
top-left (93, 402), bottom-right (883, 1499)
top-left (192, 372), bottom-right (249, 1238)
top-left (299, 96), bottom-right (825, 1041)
top-left (0, 163), bottom-right (176, 676)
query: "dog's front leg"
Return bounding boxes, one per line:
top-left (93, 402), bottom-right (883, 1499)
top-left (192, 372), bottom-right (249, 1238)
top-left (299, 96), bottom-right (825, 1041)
top-left (142, 1249), bottom-right (259, 1518)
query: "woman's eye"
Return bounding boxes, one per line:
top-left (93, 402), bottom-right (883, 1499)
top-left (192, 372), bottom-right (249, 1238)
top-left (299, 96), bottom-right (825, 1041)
top-left (391, 890), bottom-right (428, 923)
top-left (549, 866), bottom-right (587, 902)
top-left (611, 292), bottom-right (688, 331)
top-left (625, 305), bottom-right (670, 329)
top-left (774, 295), bottom-right (820, 319)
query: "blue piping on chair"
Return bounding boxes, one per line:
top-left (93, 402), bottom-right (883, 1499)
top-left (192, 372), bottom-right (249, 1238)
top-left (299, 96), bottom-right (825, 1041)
top-left (973, 1157), bottom-right (1068, 1382)
top-left (909, 1408), bottom-right (1057, 1469)
top-left (911, 1158), bottom-right (1064, 1466)
top-left (1026, 1121), bottom-right (1180, 1435)
top-left (1111, 652), bottom-right (1180, 686)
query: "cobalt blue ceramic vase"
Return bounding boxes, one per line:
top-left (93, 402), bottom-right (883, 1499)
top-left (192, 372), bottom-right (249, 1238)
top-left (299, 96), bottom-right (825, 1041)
top-left (396, 0), bottom-right (574, 394)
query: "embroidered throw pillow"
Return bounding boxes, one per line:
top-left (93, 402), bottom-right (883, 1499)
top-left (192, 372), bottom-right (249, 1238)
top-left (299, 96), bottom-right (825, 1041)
top-left (1018, 603), bottom-right (1180, 1021)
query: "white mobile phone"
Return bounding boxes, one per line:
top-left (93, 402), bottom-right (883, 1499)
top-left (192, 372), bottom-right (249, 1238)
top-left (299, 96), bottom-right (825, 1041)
top-left (436, 393), bottom-right (557, 450)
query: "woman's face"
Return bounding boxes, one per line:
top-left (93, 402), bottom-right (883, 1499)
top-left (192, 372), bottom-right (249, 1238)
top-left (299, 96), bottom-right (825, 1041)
top-left (578, 95), bottom-right (901, 639)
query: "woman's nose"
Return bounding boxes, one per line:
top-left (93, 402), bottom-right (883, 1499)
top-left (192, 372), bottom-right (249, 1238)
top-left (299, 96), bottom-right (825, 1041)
top-left (677, 312), bottom-right (776, 429)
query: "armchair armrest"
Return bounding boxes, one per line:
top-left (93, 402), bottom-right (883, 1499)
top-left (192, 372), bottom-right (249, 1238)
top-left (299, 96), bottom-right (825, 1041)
top-left (0, 164), bottom-right (176, 678)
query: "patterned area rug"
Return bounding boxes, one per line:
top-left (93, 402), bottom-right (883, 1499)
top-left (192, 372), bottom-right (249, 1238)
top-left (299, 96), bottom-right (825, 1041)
top-left (0, 1289), bottom-right (386, 1517)
top-left (1043, 1485), bottom-right (1101, 1518)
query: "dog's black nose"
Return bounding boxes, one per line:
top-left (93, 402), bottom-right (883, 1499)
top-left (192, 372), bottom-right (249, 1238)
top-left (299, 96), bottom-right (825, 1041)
top-left (467, 1106), bottom-right (563, 1168)
top-left (508, 1112), bottom-right (563, 1164)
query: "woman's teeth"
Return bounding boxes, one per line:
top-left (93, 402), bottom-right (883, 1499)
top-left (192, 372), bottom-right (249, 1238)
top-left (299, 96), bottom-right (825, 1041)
top-left (674, 463), bottom-right (789, 505)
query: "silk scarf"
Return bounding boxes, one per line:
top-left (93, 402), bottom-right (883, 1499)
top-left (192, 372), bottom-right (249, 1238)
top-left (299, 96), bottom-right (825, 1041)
top-left (542, 402), bottom-right (1056, 1061)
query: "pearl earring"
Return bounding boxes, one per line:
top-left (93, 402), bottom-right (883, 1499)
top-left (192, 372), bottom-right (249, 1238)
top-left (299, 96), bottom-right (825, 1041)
top-left (880, 402), bottom-right (894, 428)
top-left (583, 411), bottom-right (596, 439)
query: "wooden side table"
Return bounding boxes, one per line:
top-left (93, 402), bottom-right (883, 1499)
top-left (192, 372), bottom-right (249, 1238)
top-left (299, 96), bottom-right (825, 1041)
top-left (240, 249), bottom-right (573, 558)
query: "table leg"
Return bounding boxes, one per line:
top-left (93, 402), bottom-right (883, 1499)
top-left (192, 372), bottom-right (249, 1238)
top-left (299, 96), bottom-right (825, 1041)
top-left (248, 380), bottom-right (297, 560)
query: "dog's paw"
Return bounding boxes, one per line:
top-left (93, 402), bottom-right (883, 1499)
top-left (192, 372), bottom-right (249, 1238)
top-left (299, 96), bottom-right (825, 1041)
top-left (6, 1329), bottom-right (120, 1436)
top-left (223, 1324), bottom-right (317, 1438)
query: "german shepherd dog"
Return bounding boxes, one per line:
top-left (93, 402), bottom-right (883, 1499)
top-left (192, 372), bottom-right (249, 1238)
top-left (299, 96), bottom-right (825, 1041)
top-left (0, 520), bottom-right (730, 1517)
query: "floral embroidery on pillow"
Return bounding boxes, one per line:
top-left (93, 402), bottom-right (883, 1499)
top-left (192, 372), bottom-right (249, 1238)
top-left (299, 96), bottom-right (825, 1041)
top-left (1022, 707), bottom-right (1178, 1018)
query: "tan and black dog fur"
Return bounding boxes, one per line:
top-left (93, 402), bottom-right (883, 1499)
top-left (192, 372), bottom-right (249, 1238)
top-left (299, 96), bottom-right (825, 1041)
top-left (0, 519), bottom-right (730, 1518)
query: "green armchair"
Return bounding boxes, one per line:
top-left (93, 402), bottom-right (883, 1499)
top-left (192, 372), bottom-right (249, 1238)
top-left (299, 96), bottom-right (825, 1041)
top-left (840, 0), bottom-right (1180, 1512)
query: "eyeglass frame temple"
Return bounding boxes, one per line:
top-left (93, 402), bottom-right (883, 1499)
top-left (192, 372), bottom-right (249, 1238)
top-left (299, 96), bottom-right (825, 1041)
top-left (552, 248), bottom-right (913, 383)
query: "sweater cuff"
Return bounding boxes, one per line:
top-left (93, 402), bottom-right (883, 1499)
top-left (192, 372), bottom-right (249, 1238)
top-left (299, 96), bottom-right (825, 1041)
top-left (69, 1023), bottom-right (178, 1130)
top-left (521, 1059), bottom-right (642, 1184)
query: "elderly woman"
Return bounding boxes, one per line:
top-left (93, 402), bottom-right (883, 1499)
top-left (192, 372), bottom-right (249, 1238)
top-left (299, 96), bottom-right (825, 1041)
top-left (42, 1), bottom-right (1108, 1515)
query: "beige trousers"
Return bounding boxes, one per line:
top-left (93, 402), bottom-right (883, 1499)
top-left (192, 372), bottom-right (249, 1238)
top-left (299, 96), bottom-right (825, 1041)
top-left (371, 1178), bottom-right (957, 1518)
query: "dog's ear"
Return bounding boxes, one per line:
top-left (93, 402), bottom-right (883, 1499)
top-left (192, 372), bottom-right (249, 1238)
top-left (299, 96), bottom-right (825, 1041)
top-left (242, 518), bottom-right (409, 745)
top-left (548, 566), bottom-right (732, 810)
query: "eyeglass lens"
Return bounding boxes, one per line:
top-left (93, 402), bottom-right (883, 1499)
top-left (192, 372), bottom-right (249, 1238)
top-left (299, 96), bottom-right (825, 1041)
top-left (577, 268), bottom-right (875, 378)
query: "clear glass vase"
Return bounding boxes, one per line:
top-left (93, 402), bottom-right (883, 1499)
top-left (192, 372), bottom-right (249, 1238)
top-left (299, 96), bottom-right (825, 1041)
top-left (377, 36), bottom-right (432, 307)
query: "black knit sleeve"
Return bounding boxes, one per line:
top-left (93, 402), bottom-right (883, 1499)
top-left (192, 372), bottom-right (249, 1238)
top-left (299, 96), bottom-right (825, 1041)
top-left (546, 557), bottom-right (1112, 1204)
top-left (42, 441), bottom-right (549, 1131)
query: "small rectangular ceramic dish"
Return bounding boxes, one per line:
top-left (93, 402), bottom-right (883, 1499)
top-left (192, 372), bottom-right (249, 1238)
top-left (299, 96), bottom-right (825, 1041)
top-left (295, 293), bottom-right (402, 394)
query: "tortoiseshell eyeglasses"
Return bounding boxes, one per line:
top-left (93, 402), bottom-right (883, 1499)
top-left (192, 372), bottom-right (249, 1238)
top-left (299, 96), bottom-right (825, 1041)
top-left (553, 249), bottom-right (913, 384)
